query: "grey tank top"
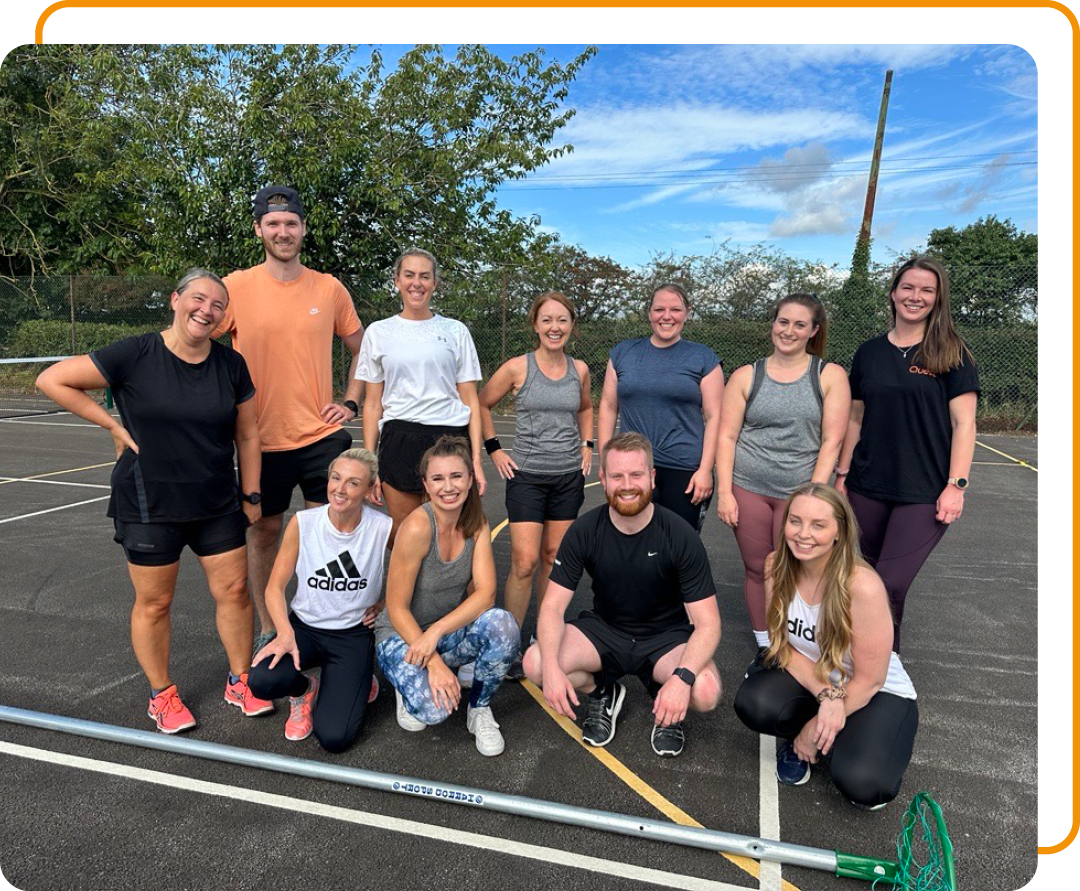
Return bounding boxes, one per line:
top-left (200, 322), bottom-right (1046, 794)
top-left (732, 358), bottom-right (823, 499)
top-left (374, 503), bottom-right (475, 643)
top-left (512, 352), bottom-right (582, 475)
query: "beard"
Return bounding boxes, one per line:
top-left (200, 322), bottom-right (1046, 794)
top-left (262, 234), bottom-right (302, 262)
top-left (606, 486), bottom-right (652, 517)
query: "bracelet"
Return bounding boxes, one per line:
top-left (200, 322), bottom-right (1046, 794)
top-left (484, 437), bottom-right (503, 455)
top-left (816, 684), bottom-right (847, 703)
top-left (834, 466), bottom-right (850, 477)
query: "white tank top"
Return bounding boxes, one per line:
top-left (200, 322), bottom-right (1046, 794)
top-left (786, 588), bottom-right (916, 700)
top-left (292, 504), bottom-right (392, 630)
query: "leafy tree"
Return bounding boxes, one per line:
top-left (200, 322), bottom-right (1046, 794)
top-left (0, 44), bottom-right (596, 298)
top-left (925, 216), bottom-right (1037, 324)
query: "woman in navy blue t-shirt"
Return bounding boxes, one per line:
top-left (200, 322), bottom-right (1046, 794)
top-left (598, 284), bottom-right (724, 532)
top-left (37, 268), bottom-right (271, 733)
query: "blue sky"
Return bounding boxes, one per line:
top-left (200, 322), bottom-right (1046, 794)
top-left (385, 44), bottom-right (1038, 271)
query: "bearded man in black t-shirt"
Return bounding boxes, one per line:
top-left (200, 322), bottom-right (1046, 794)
top-left (522, 432), bottom-right (721, 757)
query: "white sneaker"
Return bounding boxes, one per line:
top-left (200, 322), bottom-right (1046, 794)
top-left (395, 689), bottom-right (426, 732)
top-left (457, 662), bottom-right (475, 688)
top-left (467, 705), bottom-right (505, 757)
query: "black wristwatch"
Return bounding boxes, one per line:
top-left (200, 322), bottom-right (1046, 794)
top-left (343, 399), bottom-right (359, 416)
top-left (241, 492), bottom-right (262, 505)
top-left (672, 667), bottom-right (696, 687)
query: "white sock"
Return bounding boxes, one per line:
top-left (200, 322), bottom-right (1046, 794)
top-left (753, 629), bottom-right (770, 648)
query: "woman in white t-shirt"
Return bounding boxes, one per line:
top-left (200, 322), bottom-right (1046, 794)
top-left (356, 248), bottom-right (486, 546)
top-left (733, 483), bottom-right (918, 810)
top-left (249, 448), bottom-right (392, 752)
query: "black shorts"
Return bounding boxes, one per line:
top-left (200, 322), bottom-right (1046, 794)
top-left (261, 429), bottom-right (353, 516)
top-left (505, 469), bottom-right (585, 523)
top-left (114, 511), bottom-right (248, 567)
top-left (378, 420), bottom-right (469, 495)
top-left (569, 610), bottom-right (693, 693)
top-left (653, 465), bottom-right (713, 534)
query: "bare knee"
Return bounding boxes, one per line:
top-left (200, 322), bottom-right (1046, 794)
top-left (248, 515), bottom-right (282, 551)
top-left (134, 592), bottom-right (174, 621)
top-left (690, 669), bottom-right (722, 712)
top-left (210, 574), bottom-right (249, 608)
top-left (511, 550), bottom-right (539, 581)
top-left (522, 642), bottom-right (543, 683)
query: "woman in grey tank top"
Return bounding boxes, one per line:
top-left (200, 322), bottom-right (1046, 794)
top-left (715, 294), bottom-right (851, 654)
top-left (479, 292), bottom-right (593, 649)
top-left (376, 436), bottom-right (520, 756)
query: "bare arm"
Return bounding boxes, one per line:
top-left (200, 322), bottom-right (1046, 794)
top-left (234, 397), bottom-right (262, 525)
top-left (810, 364), bottom-right (852, 484)
top-left (252, 518), bottom-right (302, 671)
top-left (936, 391), bottom-right (978, 524)
top-left (652, 594), bottom-right (721, 727)
top-left (36, 355), bottom-right (137, 457)
top-left (576, 360), bottom-right (594, 475)
top-left (341, 326), bottom-right (366, 410)
top-left (362, 380), bottom-right (385, 504)
top-left (478, 357), bottom-right (525, 480)
top-left (715, 365), bottom-right (751, 526)
top-left (457, 380), bottom-right (487, 496)
top-left (686, 365), bottom-right (724, 504)
top-left (597, 358), bottom-right (619, 457)
top-left (834, 399), bottom-right (864, 495)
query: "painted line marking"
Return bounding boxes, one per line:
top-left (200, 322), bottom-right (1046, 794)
top-left (491, 492), bottom-right (800, 891)
top-left (975, 439), bottom-right (1037, 472)
top-left (0, 476), bottom-right (111, 490)
top-left (0, 461), bottom-right (115, 485)
top-left (0, 496), bottom-right (110, 525)
top-left (0, 740), bottom-right (748, 891)
top-left (758, 734), bottom-right (782, 891)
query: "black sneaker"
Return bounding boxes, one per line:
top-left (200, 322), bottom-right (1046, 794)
top-left (744, 646), bottom-right (771, 679)
top-left (775, 739), bottom-right (811, 786)
top-left (506, 660), bottom-right (525, 681)
top-left (581, 681), bottom-right (626, 747)
top-left (650, 721), bottom-right (685, 757)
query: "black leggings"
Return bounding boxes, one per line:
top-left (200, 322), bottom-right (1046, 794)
top-left (248, 613), bottom-right (375, 754)
top-left (847, 490), bottom-right (949, 652)
top-left (734, 667), bottom-right (918, 809)
top-left (653, 466), bottom-right (713, 533)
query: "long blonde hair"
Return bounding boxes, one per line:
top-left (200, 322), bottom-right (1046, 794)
top-left (765, 483), bottom-right (868, 684)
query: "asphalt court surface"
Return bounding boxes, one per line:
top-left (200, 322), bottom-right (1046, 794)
top-left (0, 413), bottom-right (1038, 891)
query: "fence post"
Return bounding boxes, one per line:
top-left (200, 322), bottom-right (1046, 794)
top-left (68, 276), bottom-right (76, 355)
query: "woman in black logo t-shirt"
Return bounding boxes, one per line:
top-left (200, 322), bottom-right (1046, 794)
top-left (37, 269), bottom-right (270, 734)
top-left (834, 257), bottom-right (979, 652)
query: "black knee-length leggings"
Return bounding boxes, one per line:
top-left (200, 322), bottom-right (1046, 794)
top-left (734, 666), bottom-right (919, 808)
top-left (248, 613), bottom-right (375, 754)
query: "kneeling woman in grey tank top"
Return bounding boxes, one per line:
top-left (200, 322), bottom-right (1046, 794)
top-left (715, 294), bottom-right (850, 654)
top-left (376, 436), bottom-right (520, 756)
top-left (479, 291), bottom-right (593, 640)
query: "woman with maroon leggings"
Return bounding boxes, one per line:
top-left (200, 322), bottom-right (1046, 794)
top-left (835, 257), bottom-right (979, 652)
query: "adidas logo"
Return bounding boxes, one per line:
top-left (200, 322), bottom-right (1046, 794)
top-left (308, 551), bottom-right (369, 592)
top-left (787, 616), bottom-right (815, 643)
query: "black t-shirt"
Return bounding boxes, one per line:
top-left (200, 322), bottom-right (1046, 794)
top-left (91, 333), bottom-right (255, 522)
top-left (549, 503), bottom-right (716, 636)
top-left (848, 334), bottom-right (980, 504)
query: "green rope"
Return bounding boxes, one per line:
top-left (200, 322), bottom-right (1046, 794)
top-left (887, 792), bottom-right (957, 891)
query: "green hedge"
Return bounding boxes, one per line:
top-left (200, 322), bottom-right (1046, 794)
top-left (7, 320), bottom-right (160, 357)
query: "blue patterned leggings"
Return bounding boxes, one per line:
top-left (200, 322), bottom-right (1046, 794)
top-left (376, 608), bottom-right (520, 725)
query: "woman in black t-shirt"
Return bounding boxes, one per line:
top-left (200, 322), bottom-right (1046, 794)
top-left (37, 268), bottom-right (271, 734)
top-left (834, 257), bottom-right (979, 652)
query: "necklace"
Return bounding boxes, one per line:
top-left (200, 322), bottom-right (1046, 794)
top-left (891, 337), bottom-right (921, 359)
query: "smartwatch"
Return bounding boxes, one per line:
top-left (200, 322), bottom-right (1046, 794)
top-left (343, 399), bottom-right (359, 416)
top-left (948, 477), bottom-right (969, 490)
top-left (241, 492), bottom-right (262, 505)
top-left (672, 667), bottom-right (696, 687)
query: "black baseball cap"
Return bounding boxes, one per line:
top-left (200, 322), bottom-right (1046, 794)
top-left (253, 185), bottom-right (305, 221)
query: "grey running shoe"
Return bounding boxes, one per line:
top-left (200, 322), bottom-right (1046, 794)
top-left (253, 629), bottom-right (276, 656)
top-left (650, 721), bottom-right (685, 757)
top-left (581, 681), bottom-right (626, 747)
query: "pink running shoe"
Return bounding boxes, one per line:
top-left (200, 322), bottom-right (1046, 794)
top-left (368, 674), bottom-right (380, 704)
top-left (147, 685), bottom-right (196, 734)
top-left (285, 675), bottom-right (319, 742)
top-left (224, 672), bottom-right (275, 717)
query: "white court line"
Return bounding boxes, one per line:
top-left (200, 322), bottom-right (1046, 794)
top-left (0, 477), bottom-right (111, 490)
top-left (0, 418), bottom-right (110, 428)
top-left (757, 735), bottom-right (782, 891)
top-left (0, 740), bottom-right (749, 891)
top-left (0, 496), bottom-right (110, 525)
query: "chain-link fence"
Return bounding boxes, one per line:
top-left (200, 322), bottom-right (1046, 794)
top-left (0, 266), bottom-right (1037, 430)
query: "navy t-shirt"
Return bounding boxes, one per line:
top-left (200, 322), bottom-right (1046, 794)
top-left (847, 334), bottom-right (980, 504)
top-left (549, 503), bottom-right (716, 636)
top-left (91, 333), bottom-right (255, 522)
top-left (610, 337), bottom-right (721, 470)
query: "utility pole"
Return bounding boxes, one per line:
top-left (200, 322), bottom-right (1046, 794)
top-left (858, 69), bottom-right (893, 248)
top-left (501, 268), bottom-right (508, 364)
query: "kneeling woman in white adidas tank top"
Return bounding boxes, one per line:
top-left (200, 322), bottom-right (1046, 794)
top-left (733, 483), bottom-right (918, 810)
top-left (376, 436), bottom-right (520, 757)
top-left (249, 449), bottom-right (392, 752)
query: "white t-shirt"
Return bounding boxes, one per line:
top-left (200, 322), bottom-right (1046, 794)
top-left (355, 314), bottom-right (482, 430)
top-left (786, 589), bottom-right (917, 700)
top-left (292, 504), bottom-right (392, 630)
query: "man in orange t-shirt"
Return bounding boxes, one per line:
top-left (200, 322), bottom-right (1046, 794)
top-left (217, 186), bottom-right (365, 647)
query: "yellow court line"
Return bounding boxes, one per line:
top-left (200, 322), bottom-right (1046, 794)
top-left (975, 439), bottom-right (1038, 472)
top-left (0, 461), bottom-right (115, 485)
top-left (972, 461), bottom-right (1030, 467)
top-left (491, 499), bottom-right (802, 891)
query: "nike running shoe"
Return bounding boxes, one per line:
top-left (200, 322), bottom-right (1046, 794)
top-left (650, 721), bottom-right (686, 757)
top-left (147, 685), bottom-right (197, 734)
top-left (581, 681), bottom-right (626, 747)
top-left (224, 672), bottom-right (275, 716)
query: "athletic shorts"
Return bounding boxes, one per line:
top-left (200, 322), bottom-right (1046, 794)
top-left (569, 610), bottom-right (693, 693)
top-left (653, 465), bottom-right (713, 534)
top-left (261, 429), bottom-right (353, 516)
top-left (378, 420), bottom-right (469, 495)
top-left (113, 511), bottom-right (248, 567)
top-left (505, 468), bottom-right (585, 523)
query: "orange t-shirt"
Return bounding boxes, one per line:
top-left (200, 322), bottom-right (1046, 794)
top-left (217, 265), bottom-right (362, 451)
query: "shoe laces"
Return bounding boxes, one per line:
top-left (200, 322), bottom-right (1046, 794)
top-left (288, 696), bottom-right (307, 722)
top-left (585, 695), bottom-right (608, 722)
top-left (156, 688), bottom-right (185, 715)
top-left (471, 707), bottom-right (501, 741)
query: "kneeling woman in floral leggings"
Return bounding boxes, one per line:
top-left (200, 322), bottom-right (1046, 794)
top-left (375, 436), bottom-right (519, 757)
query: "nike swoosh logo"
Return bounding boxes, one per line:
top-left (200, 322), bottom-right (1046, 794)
top-left (310, 308), bottom-right (320, 314)
top-left (648, 551), bottom-right (658, 557)
top-left (554, 559), bottom-right (561, 565)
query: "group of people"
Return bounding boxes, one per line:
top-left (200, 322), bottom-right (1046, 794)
top-left (36, 183), bottom-right (979, 812)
